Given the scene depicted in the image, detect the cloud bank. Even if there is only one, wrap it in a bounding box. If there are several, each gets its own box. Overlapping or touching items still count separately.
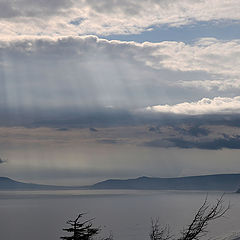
[144,135,240,150]
[0,0,240,36]
[0,36,240,116]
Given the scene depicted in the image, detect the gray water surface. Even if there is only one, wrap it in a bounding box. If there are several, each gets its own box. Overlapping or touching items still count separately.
[0,190,240,240]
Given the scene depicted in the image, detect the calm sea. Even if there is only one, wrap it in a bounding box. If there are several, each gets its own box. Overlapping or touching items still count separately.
[0,190,240,240]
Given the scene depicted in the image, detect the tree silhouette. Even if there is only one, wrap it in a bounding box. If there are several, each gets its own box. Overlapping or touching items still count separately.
[61,196,228,240]
[179,195,229,240]
[149,195,229,240]
[150,219,171,240]
[61,213,100,240]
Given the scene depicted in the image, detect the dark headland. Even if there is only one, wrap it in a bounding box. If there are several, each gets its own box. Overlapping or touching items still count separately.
[0,177,85,190]
[91,174,240,191]
[2,174,240,191]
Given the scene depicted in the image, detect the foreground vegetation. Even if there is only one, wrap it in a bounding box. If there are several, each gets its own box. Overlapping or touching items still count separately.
[61,196,229,240]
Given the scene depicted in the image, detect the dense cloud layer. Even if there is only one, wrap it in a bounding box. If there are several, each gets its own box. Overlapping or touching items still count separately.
[0,36,240,117]
[0,0,240,36]
[144,135,240,150]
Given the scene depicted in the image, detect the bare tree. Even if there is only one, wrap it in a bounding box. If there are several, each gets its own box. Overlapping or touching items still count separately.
[150,218,171,240]
[149,195,229,240]
[179,195,229,240]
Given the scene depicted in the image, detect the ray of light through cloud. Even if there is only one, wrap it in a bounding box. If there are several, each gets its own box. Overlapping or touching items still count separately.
[0,0,240,184]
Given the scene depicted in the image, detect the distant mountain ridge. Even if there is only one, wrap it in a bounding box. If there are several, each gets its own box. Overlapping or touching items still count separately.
[0,177,83,190]
[2,174,240,191]
[91,174,240,191]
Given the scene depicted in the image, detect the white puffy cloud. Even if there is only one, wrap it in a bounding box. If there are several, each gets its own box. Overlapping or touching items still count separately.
[155,38,240,77]
[0,0,240,36]
[147,96,240,115]
[8,36,238,79]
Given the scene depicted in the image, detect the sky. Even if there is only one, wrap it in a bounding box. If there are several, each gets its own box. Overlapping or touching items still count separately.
[0,0,240,185]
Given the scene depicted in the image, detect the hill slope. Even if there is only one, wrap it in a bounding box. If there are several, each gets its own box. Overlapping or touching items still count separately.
[91,174,240,191]
[0,177,79,190]
[2,174,240,191]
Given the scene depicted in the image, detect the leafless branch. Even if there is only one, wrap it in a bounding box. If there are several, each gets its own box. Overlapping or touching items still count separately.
[178,195,229,240]
[150,218,172,240]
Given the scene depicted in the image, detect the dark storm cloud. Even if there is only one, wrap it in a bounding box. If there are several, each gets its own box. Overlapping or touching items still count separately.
[144,135,240,150]
[148,113,240,128]
[173,126,210,137]
[170,135,240,150]
[148,124,210,136]
[3,106,240,129]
